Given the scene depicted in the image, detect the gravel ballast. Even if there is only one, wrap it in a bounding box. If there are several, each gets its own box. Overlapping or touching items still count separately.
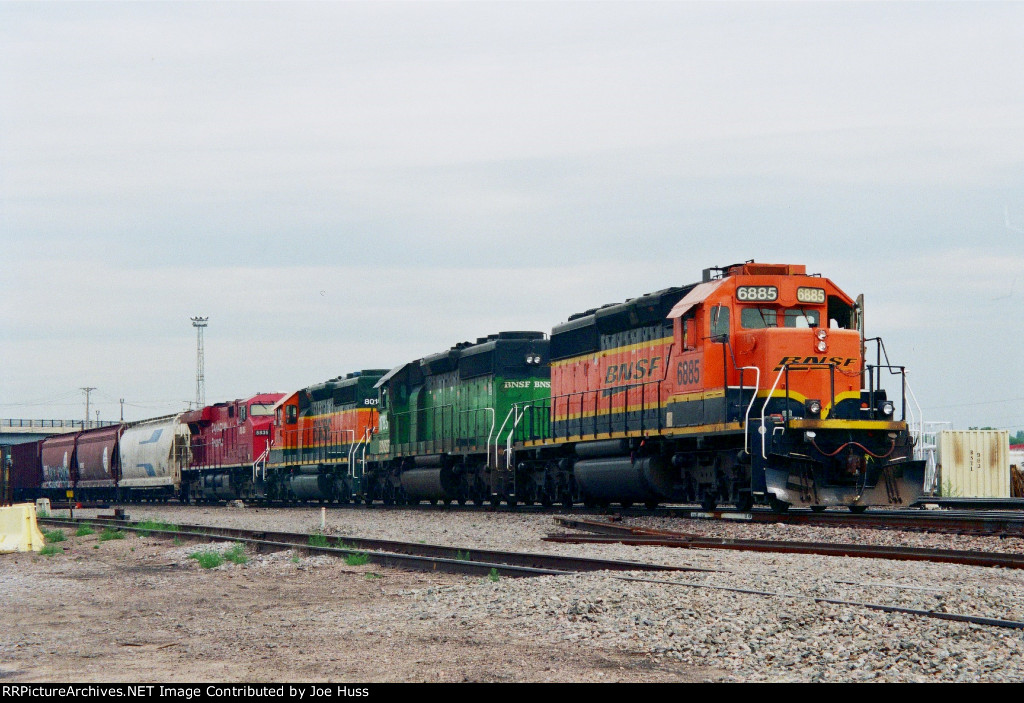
[16,504,1024,682]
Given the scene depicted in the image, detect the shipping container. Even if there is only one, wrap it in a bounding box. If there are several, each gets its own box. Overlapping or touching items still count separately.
[938,430,1010,498]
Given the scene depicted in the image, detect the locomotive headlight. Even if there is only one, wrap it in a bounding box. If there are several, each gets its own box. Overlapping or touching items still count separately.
[816,340,827,352]
[880,401,894,416]
[806,399,822,418]
[816,328,827,341]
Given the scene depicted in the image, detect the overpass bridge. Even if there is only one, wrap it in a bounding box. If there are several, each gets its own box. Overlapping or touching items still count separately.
[1,419,120,447]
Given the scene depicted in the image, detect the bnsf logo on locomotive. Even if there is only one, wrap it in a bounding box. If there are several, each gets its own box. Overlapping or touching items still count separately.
[604,357,661,384]
[502,380,551,389]
[773,356,858,371]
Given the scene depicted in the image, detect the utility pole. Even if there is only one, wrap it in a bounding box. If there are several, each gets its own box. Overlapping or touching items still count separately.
[81,387,96,428]
[191,316,208,408]
[119,398,125,422]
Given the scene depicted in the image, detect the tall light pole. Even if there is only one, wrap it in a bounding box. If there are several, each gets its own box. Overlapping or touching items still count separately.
[81,387,96,428]
[191,316,208,408]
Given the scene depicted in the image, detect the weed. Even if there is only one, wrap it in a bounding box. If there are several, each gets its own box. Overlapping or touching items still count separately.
[42,529,66,543]
[224,543,248,565]
[75,525,95,537]
[173,536,183,546]
[290,554,301,564]
[189,550,224,569]
[455,550,471,561]
[37,510,50,519]
[308,533,329,548]
[137,520,178,537]
[364,572,381,580]
[344,551,370,566]
[92,545,99,550]
[488,568,500,583]
[99,528,125,542]
[941,479,962,498]
[39,544,64,557]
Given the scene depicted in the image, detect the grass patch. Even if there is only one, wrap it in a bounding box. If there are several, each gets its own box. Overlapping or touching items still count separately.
[75,525,96,537]
[290,554,301,564]
[137,520,178,537]
[308,533,329,548]
[488,568,500,583]
[37,510,50,519]
[344,551,370,566]
[98,528,125,542]
[189,550,224,569]
[42,529,66,543]
[224,543,248,565]
[364,572,381,580]
[39,544,64,556]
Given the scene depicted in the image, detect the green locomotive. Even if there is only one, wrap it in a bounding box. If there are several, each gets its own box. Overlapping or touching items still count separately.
[363,331,550,504]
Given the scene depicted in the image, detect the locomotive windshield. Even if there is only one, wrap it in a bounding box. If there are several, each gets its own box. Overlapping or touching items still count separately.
[783,308,820,328]
[740,307,778,328]
[250,404,276,416]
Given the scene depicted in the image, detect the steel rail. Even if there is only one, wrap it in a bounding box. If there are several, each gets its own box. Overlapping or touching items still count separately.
[550,517,1024,570]
[659,506,1024,537]
[614,576,1024,631]
[39,517,712,577]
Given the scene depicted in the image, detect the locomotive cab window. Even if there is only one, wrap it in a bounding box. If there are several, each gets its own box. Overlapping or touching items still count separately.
[740,307,778,329]
[783,308,820,328]
[710,305,730,340]
[682,311,697,350]
[827,296,854,329]
[286,405,297,424]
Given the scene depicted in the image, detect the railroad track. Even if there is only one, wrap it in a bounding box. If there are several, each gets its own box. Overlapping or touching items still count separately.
[52,499,1024,538]
[38,516,715,579]
[658,506,1024,537]
[38,516,1024,633]
[549,517,1024,570]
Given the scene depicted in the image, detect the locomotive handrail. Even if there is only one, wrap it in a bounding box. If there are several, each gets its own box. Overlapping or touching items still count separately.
[493,407,516,470]
[761,366,788,459]
[741,366,761,455]
[348,428,371,479]
[252,443,271,484]
[505,404,532,468]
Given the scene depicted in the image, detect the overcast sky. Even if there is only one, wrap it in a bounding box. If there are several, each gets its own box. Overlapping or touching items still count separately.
[1,1,1022,433]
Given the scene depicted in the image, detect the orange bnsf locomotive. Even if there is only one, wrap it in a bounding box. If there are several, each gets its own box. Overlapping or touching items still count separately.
[501,261,924,513]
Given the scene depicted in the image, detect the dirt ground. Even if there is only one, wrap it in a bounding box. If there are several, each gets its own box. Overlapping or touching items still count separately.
[0,528,713,683]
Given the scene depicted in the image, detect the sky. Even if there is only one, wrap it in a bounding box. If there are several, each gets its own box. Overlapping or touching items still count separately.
[1,1,1022,434]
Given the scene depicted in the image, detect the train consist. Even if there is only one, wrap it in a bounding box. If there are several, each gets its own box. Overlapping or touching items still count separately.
[8,261,925,512]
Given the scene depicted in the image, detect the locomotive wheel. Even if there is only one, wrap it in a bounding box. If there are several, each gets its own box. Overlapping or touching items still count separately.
[734,494,754,512]
[768,496,790,513]
[644,500,659,511]
[700,496,718,512]
[848,505,868,514]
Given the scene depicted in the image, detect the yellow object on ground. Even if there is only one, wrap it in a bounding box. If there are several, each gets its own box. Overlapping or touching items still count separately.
[0,503,47,553]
